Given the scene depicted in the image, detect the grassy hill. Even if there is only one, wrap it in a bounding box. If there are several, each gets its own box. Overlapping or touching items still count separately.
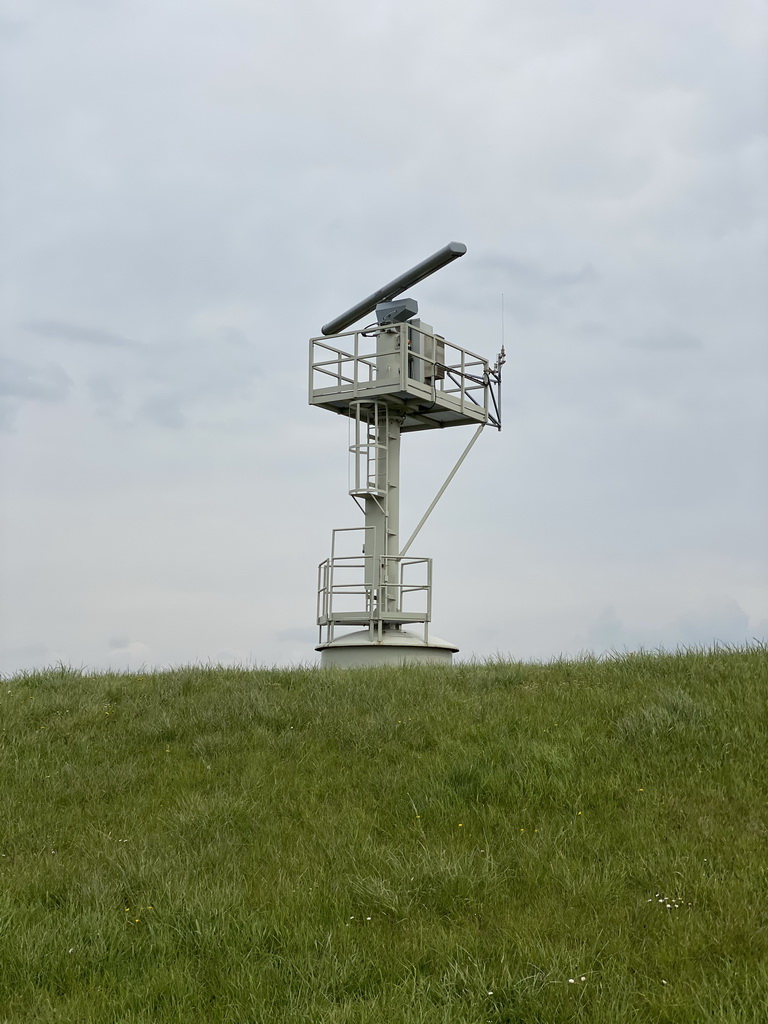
[1,646,766,1022]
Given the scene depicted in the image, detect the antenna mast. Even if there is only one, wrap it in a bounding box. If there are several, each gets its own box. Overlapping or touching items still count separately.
[309,242,503,668]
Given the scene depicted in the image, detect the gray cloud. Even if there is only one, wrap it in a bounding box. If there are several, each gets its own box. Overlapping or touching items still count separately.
[0,642,52,662]
[0,355,73,401]
[104,638,151,663]
[212,648,250,666]
[21,319,141,348]
[474,256,601,290]
[584,598,764,654]
[0,355,73,429]
[15,322,267,429]
[138,393,186,429]
[116,333,267,428]
[627,330,704,353]
[274,627,318,645]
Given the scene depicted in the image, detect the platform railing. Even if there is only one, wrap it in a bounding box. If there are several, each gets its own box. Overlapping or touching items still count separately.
[317,541,432,645]
[309,324,491,418]
[309,331,387,393]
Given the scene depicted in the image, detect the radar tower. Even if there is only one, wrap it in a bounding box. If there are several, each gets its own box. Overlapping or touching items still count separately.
[309,242,504,667]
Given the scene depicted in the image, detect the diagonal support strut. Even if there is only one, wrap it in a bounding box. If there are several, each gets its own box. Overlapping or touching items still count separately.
[399,424,486,557]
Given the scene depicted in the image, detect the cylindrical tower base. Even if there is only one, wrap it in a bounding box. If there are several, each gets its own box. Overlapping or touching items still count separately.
[317,628,458,669]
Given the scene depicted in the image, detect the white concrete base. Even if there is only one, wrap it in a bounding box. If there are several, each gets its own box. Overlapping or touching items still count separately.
[317,628,458,669]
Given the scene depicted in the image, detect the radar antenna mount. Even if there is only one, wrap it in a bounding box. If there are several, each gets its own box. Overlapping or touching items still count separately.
[309,242,503,668]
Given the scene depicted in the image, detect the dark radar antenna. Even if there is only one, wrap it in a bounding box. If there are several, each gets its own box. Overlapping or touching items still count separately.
[321,241,468,336]
[309,242,504,668]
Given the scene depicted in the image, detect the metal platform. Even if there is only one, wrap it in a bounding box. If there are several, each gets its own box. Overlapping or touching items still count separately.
[316,529,433,646]
[309,322,500,432]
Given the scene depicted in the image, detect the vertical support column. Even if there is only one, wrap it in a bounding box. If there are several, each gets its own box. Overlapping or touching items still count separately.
[362,404,385,607]
[383,412,400,617]
[359,326,402,627]
[360,403,401,623]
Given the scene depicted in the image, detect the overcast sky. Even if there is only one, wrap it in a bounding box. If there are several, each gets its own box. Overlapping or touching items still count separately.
[1,0,766,674]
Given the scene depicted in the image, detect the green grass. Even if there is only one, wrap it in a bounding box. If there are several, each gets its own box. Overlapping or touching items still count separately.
[1,646,767,1022]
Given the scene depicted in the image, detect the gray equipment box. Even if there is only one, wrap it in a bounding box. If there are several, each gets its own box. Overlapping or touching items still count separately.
[407,319,446,385]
